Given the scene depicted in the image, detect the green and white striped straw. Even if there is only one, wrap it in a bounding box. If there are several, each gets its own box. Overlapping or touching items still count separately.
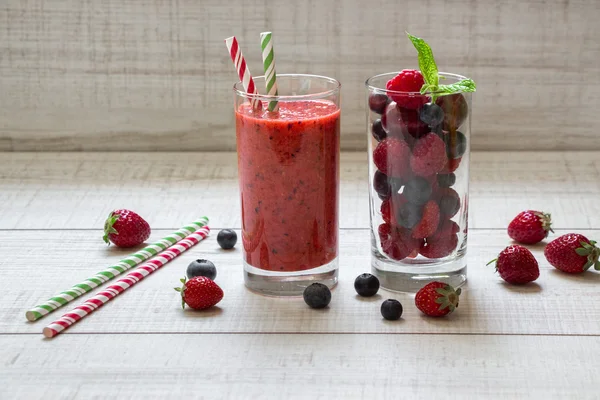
[260,31,279,112]
[25,216,209,322]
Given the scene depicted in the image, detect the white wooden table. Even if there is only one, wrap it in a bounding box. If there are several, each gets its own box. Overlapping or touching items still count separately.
[1,152,599,399]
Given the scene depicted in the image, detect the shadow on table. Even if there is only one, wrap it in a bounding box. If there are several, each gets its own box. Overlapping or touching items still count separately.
[182,306,224,318]
[497,281,543,293]
[549,269,600,284]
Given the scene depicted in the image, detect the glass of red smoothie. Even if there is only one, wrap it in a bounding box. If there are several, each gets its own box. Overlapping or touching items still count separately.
[233,74,341,296]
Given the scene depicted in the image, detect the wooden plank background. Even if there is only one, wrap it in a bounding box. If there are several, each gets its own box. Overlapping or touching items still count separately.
[1,0,599,151]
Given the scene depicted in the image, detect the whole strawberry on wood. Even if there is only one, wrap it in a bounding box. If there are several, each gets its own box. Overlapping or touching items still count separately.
[175,276,223,310]
[415,281,461,317]
[507,210,553,244]
[544,233,600,274]
[103,209,151,248]
[487,245,540,284]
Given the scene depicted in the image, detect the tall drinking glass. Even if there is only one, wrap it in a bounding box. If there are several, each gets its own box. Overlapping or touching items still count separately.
[234,74,341,296]
[365,72,471,292]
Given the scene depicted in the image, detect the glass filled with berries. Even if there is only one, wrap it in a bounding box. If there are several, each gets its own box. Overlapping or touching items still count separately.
[365,33,476,292]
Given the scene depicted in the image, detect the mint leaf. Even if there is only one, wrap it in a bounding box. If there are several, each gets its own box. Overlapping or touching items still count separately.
[407,32,438,88]
[436,79,477,96]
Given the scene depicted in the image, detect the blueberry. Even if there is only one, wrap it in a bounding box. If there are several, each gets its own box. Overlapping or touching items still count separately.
[373,170,391,200]
[354,273,380,297]
[368,93,390,114]
[389,177,404,195]
[445,130,467,159]
[419,103,444,127]
[381,299,403,320]
[403,177,432,205]
[186,259,217,280]
[396,203,423,229]
[437,173,456,188]
[217,229,237,249]
[371,119,387,142]
[439,193,460,217]
[303,283,332,309]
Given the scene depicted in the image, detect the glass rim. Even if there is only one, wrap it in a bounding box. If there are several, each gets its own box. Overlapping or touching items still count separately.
[233,73,341,101]
[365,71,468,95]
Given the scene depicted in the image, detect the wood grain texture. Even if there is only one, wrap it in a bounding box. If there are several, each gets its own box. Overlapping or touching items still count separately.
[1,152,599,230]
[1,333,599,399]
[1,0,599,151]
[4,229,600,335]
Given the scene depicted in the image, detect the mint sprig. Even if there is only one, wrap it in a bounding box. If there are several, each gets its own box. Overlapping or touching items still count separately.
[406,32,476,102]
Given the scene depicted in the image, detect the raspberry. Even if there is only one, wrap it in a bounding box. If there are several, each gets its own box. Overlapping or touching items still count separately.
[386,70,428,109]
[381,103,428,144]
[412,200,440,239]
[373,138,410,178]
[378,223,392,241]
[440,157,461,174]
[381,199,392,224]
[410,133,448,176]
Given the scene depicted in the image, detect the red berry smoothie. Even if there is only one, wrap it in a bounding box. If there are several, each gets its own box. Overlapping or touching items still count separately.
[236,100,340,272]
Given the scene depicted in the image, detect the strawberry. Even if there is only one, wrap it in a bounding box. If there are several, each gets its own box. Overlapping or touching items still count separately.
[507,210,553,244]
[380,224,419,261]
[174,276,223,310]
[420,234,458,258]
[410,133,448,176]
[487,245,540,284]
[415,281,461,317]
[411,200,440,239]
[544,233,600,274]
[103,209,151,248]
[373,138,411,178]
[420,219,459,258]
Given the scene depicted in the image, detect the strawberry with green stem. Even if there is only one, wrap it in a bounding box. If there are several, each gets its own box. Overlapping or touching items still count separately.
[103,209,151,248]
[544,233,600,274]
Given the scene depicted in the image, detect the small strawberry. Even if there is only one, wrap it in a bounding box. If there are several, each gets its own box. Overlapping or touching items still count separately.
[420,234,458,258]
[410,133,448,176]
[380,224,419,261]
[103,209,151,248]
[507,210,553,245]
[411,200,440,239]
[174,276,223,310]
[544,233,600,274]
[487,245,540,284]
[415,281,461,317]
[420,219,460,258]
[373,138,411,178]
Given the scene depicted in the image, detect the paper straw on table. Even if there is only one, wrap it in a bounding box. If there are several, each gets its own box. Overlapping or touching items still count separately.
[26,216,209,322]
[260,31,279,112]
[225,36,263,111]
[43,226,210,338]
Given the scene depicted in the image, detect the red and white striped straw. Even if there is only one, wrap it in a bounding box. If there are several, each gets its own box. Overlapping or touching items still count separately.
[43,227,210,338]
[225,36,262,111]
